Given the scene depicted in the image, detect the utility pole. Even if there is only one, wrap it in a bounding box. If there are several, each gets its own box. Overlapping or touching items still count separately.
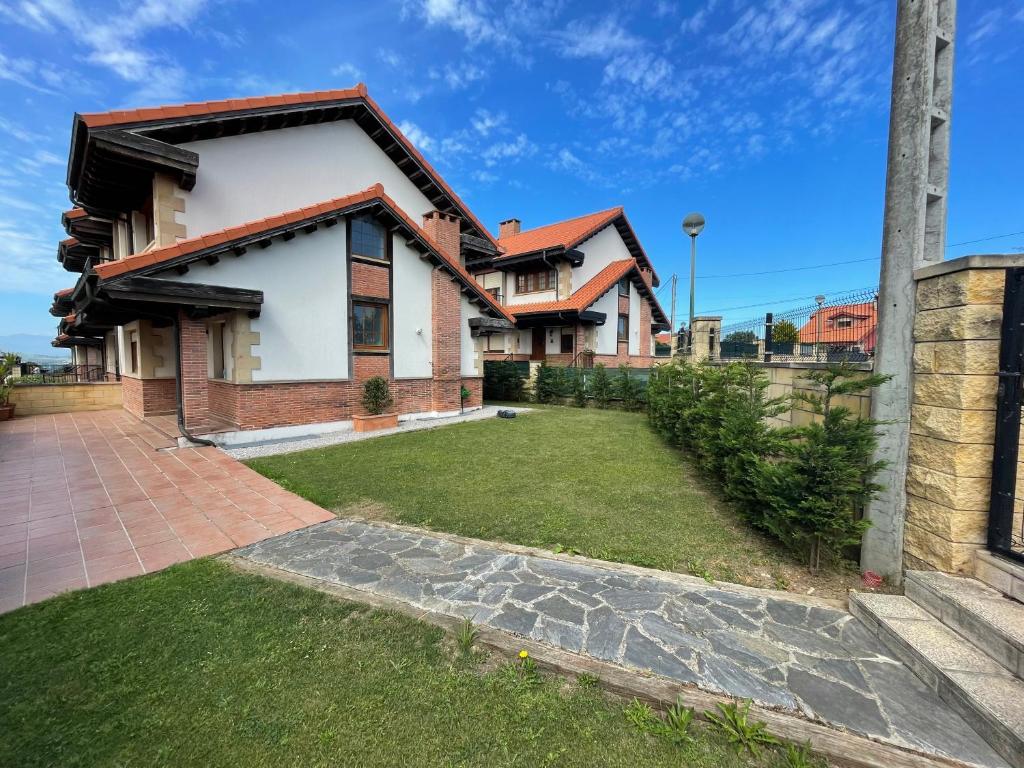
[669,274,678,356]
[861,0,956,584]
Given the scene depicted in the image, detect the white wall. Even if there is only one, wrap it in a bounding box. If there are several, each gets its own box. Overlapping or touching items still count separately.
[506,285,556,306]
[179,121,437,239]
[629,284,641,356]
[572,224,632,288]
[162,226,349,381]
[392,234,433,378]
[592,288,619,355]
[460,294,484,376]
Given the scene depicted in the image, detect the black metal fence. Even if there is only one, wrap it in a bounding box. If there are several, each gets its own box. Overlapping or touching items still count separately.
[16,364,115,384]
[988,268,1024,563]
[718,287,879,363]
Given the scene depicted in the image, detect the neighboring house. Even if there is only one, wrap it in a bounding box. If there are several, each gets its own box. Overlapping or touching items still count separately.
[796,301,878,355]
[467,209,669,366]
[49,85,667,440]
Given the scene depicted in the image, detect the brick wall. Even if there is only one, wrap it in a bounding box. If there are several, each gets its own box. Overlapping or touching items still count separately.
[178,311,209,430]
[122,376,176,418]
[422,211,461,265]
[208,379,239,423]
[9,382,123,415]
[351,262,390,298]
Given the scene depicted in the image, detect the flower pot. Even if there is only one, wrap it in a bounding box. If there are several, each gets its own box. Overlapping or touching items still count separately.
[0,403,14,421]
[352,412,398,433]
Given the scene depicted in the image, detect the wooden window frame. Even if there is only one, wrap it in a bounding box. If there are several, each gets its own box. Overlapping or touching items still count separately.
[352,300,390,352]
[350,215,388,263]
[617,314,629,342]
[515,268,557,295]
[618,277,630,296]
[560,332,574,354]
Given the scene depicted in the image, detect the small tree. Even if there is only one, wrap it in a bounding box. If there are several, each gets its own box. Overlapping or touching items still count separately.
[0,352,18,406]
[772,319,799,344]
[615,365,643,411]
[361,376,393,415]
[723,330,756,344]
[572,369,587,407]
[535,362,560,403]
[591,363,612,408]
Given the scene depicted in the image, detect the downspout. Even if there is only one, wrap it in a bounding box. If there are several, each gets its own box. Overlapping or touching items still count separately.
[170,312,215,447]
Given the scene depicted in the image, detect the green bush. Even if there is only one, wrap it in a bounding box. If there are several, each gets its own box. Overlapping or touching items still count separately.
[647,360,889,570]
[572,368,587,407]
[614,365,643,411]
[590,364,612,408]
[361,376,393,415]
[483,361,526,401]
[772,319,799,344]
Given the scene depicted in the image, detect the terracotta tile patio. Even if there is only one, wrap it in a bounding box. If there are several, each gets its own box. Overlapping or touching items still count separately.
[0,409,334,614]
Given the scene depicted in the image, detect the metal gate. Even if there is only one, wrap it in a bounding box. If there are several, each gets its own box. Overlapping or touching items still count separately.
[988,268,1024,562]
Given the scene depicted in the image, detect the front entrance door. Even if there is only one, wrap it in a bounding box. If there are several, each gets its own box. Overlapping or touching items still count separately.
[531,328,546,360]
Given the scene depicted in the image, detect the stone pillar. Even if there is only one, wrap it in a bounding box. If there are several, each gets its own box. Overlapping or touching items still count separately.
[688,316,722,363]
[178,310,209,430]
[905,262,1003,573]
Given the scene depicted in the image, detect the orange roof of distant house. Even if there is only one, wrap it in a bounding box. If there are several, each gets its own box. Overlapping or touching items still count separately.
[92,184,513,323]
[797,302,878,347]
[497,208,622,258]
[75,84,497,250]
[507,260,671,329]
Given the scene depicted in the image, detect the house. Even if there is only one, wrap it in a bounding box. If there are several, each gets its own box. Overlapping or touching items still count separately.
[796,301,878,355]
[49,85,667,441]
[466,209,669,366]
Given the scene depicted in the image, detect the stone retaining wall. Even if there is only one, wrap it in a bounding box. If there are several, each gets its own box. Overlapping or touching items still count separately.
[760,363,873,429]
[8,382,123,416]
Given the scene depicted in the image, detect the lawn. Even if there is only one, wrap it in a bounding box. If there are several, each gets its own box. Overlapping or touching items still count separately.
[247,407,828,593]
[0,559,793,767]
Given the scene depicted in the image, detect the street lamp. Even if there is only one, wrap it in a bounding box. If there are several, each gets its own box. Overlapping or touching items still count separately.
[682,212,705,354]
[814,294,826,362]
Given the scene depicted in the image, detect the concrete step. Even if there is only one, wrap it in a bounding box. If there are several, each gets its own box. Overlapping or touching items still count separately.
[850,592,1024,768]
[975,550,1024,602]
[906,570,1024,679]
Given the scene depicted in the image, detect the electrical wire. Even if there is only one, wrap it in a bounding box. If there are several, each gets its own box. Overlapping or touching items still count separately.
[696,286,878,315]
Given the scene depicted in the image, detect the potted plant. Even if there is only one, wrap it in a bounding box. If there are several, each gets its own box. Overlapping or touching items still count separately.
[0,352,18,421]
[353,376,398,432]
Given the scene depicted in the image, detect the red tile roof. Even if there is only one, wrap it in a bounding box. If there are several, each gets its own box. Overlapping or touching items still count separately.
[54,287,73,297]
[75,84,497,249]
[497,207,622,258]
[796,302,877,348]
[508,259,635,315]
[63,207,86,220]
[92,184,513,323]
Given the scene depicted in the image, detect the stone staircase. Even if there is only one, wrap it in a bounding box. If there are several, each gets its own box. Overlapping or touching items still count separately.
[851,566,1024,768]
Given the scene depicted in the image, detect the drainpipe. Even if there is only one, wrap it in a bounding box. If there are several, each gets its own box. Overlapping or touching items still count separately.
[170,312,215,447]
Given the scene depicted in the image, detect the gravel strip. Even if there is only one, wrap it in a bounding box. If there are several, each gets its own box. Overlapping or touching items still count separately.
[224,405,533,460]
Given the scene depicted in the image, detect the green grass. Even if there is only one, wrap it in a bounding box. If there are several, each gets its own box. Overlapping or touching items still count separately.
[246,407,799,587]
[0,559,792,767]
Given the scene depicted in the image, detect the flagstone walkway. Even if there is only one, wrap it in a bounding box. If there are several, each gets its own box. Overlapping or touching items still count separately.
[238,518,1008,767]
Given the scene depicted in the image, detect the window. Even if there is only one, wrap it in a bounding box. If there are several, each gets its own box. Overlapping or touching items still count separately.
[128,331,139,374]
[618,277,630,296]
[485,286,502,303]
[351,216,386,261]
[515,269,557,294]
[209,323,226,380]
[486,334,505,353]
[560,332,574,354]
[617,314,629,342]
[353,301,389,350]
[835,317,853,328]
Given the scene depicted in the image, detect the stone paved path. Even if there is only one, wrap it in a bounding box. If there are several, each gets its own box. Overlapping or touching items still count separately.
[237,519,1007,767]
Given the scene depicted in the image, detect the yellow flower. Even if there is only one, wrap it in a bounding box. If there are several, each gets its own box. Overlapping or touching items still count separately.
[519,650,529,659]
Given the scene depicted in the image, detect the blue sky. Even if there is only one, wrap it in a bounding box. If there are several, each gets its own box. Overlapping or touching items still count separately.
[0,0,1021,339]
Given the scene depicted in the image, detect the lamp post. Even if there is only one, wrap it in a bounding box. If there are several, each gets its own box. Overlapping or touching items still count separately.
[814,294,826,362]
[682,212,705,354]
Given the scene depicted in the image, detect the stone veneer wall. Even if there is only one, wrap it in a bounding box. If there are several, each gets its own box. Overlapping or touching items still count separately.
[9,382,122,415]
[904,266,1004,573]
[760,363,874,430]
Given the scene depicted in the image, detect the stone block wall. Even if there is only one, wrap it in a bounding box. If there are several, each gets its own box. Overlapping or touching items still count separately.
[9,382,123,415]
[904,266,1004,573]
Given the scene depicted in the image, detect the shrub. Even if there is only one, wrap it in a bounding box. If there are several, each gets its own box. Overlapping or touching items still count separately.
[772,319,799,344]
[646,359,889,571]
[614,365,643,411]
[591,364,612,408]
[0,352,18,405]
[361,376,393,415]
[483,361,526,401]
[572,368,587,407]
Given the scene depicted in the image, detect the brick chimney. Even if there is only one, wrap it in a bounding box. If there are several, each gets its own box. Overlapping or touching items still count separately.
[422,211,462,265]
[499,218,521,239]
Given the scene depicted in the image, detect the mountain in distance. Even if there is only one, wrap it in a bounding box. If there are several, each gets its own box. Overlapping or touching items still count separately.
[0,333,71,362]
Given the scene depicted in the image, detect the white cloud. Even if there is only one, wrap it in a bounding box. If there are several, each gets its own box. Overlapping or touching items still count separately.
[482,134,535,167]
[471,109,505,136]
[397,120,435,153]
[557,15,643,58]
[603,52,674,94]
[442,62,486,89]
[680,0,717,34]
[379,49,403,67]
[0,117,39,143]
[968,9,1003,44]
[331,62,363,82]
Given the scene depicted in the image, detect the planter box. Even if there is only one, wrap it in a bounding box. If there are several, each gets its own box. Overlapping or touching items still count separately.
[352,412,398,433]
[0,403,14,421]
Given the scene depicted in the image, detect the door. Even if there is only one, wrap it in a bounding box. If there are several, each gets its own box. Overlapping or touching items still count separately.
[531,328,545,360]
